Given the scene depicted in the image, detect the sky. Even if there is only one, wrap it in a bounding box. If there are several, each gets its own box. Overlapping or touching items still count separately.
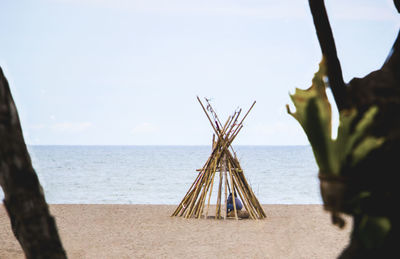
[0,0,398,145]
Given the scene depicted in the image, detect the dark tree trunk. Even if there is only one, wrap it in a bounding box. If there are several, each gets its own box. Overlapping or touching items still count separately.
[309,1,400,258]
[308,0,349,111]
[338,30,400,259]
[0,67,67,258]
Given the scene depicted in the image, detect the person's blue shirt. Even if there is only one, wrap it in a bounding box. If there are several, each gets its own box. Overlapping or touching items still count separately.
[227,193,243,212]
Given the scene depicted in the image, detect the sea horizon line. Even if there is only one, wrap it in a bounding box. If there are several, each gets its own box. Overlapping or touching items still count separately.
[26,144,311,147]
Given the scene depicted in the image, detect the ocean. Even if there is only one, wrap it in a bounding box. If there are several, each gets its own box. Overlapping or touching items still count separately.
[0,145,321,204]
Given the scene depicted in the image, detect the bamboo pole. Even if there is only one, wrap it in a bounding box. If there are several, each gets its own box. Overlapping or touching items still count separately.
[212,134,215,150]
[188,161,216,219]
[222,155,228,220]
[228,161,238,220]
[227,155,260,219]
[222,110,238,135]
[215,132,264,218]
[226,175,231,194]
[215,170,222,219]
[223,101,256,150]
[235,180,258,219]
[231,156,266,218]
[172,148,216,216]
[191,141,227,219]
[197,174,212,218]
[205,164,217,218]
[229,163,261,219]
[196,160,217,218]
[227,109,242,139]
[173,98,265,220]
[177,134,226,218]
[228,125,243,145]
[231,173,257,220]
[238,174,265,218]
[198,96,237,145]
[197,96,219,134]
[199,162,217,213]
[204,97,223,129]
[184,170,208,218]
[195,173,210,218]
[174,183,197,216]
[235,176,258,219]
[175,167,207,217]
[237,101,256,127]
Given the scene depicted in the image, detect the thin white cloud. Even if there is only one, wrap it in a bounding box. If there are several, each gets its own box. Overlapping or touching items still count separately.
[251,121,293,136]
[242,119,308,144]
[30,124,47,130]
[51,122,93,133]
[132,122,158,134]
[50,0,308,19]
[29,121,93,133]
[50,0,398,21]
[329,1,398,22]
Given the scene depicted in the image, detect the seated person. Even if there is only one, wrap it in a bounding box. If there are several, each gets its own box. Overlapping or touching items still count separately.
[227,192,243,212]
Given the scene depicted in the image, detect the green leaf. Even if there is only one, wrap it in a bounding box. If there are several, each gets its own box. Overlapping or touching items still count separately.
[352,136,385,166]
[287,58,333,173]
[351,106,379,145]
[303,98,332,173]
[334,109,357,168]
[287,58,384,176]
[358,216,391,249]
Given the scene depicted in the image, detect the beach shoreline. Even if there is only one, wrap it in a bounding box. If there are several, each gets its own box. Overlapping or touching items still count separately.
[1,204,351,258]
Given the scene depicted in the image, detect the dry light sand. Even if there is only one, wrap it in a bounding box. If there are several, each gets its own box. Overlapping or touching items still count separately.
[0,204,351,259]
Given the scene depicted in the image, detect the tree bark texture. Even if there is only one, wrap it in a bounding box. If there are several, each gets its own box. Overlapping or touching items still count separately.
[0,67,67,259]
[309,1,400,258]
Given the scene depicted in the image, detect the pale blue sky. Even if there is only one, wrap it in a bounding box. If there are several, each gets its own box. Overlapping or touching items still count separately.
[0,0,398,145]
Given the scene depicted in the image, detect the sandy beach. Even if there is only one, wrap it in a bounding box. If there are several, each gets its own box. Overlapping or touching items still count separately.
[1,204,351,258]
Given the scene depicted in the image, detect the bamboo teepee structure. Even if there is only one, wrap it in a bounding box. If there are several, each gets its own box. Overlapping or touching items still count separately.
[172,97,266,220]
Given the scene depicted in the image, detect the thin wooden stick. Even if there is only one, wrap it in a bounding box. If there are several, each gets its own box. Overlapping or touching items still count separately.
[234,173,258,219]
[228,109,242,155]
[228,154,261,218]
[198,96,237,142]
[308,0,348,111]
[237,101,256,127]
[197,160,217,218]
[176,133,230,217]
[205,163,217,218]
[232,156,266,218]
[223,155,228,220]
[172,148,217,216]
[184,171,208,218]
[197,96,219,134]
[212,134,216,150]
[204,97,223,130]
[174,166,208,216]
[215,170,223,219]
[190,159,218,218]
[231,173,256,220]
[228,161,238,220]
[227,125,243,147]
[228,154,265,218]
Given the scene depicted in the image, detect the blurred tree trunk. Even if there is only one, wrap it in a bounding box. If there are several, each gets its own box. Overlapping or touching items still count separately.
[339,30,400,259]
[0,67,67,259]
[309,0,400,258]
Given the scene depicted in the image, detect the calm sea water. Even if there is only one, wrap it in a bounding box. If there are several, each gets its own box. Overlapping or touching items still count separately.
[0,146,322,204]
